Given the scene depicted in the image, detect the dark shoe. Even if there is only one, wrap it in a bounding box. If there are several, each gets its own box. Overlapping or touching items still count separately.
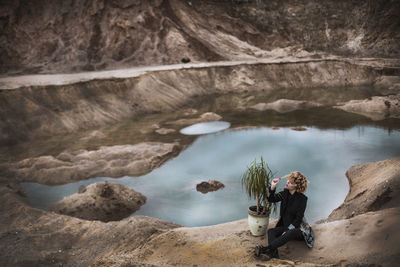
[254,245,267,257]
[254,253,271,261]
[271,248,279,259]
[254,246,275,261]
[263,247,274,258]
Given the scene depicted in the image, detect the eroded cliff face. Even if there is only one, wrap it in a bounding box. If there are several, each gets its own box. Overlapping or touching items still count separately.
[1,0,399,75]
[0,60,378,145]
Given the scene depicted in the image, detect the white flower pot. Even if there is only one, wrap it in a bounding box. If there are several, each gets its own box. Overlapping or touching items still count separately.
[248,206,270,236]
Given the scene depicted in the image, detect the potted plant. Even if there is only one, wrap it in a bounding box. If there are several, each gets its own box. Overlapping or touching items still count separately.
[241,157,276,236]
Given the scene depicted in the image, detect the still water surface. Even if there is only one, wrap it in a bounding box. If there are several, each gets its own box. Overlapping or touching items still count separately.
[22,126,400,226]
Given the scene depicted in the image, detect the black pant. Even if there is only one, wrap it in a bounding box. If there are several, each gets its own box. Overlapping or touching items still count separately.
[267,226,303,250]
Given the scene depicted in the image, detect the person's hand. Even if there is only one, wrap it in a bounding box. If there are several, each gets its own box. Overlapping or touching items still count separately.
[271,177,280,190]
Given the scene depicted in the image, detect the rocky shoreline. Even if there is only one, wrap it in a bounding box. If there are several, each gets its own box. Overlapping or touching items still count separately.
[0,57,393,146]
[1,157,399,266]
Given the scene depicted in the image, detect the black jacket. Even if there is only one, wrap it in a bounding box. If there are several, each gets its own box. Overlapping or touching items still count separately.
[267,188,307,230]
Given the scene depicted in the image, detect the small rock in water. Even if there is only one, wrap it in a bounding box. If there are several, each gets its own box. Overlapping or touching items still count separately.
[196,180,225,194]
[291,127,307,131]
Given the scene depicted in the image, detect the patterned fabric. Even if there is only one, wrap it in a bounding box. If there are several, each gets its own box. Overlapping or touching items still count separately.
[299,217,314,248]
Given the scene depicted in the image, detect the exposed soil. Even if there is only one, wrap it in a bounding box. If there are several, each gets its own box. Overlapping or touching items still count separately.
[1,0,400,266]
[1,0,399,75]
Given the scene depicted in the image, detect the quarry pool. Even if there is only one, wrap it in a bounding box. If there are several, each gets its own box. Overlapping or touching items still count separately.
[22,125,400,227]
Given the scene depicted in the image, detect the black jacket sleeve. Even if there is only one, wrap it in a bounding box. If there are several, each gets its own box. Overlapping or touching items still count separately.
[292,195,307,228]
[267,187,285,203]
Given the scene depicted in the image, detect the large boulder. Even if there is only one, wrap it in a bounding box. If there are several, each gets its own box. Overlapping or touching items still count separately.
[51,181,146,222]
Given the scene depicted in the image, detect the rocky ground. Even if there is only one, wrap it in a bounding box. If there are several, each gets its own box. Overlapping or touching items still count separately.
[1,158,399,266]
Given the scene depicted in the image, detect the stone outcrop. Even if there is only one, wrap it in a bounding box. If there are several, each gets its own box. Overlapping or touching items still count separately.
[334,94,400,120]
[51,181,146,222]
[196,180,225,194]
[4,142,181,184]
[327,157,400,222]
[250,99,322,113]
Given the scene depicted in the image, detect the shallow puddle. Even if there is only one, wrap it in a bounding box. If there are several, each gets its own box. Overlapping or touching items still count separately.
[21,125,400,226]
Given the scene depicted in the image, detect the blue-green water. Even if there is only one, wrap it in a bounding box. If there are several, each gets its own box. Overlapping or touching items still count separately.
[22,126,400,226]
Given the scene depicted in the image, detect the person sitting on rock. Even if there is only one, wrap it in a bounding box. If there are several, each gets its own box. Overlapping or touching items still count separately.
[254,171,310,260]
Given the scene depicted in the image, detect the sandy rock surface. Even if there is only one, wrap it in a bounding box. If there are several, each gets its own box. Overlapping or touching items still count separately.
[3,142,181,184]
[155,128,176,135]
[335,94,400,120]
[80,130,106,141]
[0,183,179,267]
[374,76,400,93]
[167,112,222,126]
[250,99,322,113]
[327,157,400,221]
[51,181,146,222]
[92,208,400,267]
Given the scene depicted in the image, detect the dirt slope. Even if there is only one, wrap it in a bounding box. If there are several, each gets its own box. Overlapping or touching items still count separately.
[1,0,399,75]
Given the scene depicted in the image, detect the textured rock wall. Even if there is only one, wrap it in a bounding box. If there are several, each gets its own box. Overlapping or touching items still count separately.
[0,60,377,145]
[0,0,223,75]
[1,0,399,75]
[195,0,400,56]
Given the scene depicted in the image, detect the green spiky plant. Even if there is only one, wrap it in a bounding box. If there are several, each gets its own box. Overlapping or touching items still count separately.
[241,157,277,215]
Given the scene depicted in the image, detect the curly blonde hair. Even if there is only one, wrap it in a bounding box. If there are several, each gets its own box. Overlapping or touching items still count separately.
[285,171,309,193]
